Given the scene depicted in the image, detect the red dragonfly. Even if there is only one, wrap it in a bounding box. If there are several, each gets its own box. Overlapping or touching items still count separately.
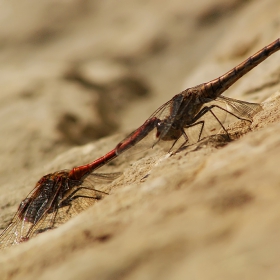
[0,150,122,249]
[0,131,144,250]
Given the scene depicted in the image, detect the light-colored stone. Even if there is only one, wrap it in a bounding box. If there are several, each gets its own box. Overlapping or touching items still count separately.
[0,0,280,279]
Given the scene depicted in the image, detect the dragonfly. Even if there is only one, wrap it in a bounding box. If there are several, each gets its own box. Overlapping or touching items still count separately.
[115,38,280,153]
[0,157,121,249]
[0,128,148,249]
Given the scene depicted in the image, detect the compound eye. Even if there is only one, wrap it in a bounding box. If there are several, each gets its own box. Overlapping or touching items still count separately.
[156,121,163,135]
[156,120,165,129]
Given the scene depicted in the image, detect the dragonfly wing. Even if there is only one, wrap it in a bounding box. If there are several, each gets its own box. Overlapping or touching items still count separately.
[87,172,122,183]
[0,212,36,249]
[27,209,62,237]
[184,96,261,143]
[216,96,262,119]
[153,94,185,144]
[0,171,118,249]
[38,174,114,229]
[59,170,121,218]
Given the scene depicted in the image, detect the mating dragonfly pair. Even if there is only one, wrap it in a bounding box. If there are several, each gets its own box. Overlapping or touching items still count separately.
[0,38,279,249]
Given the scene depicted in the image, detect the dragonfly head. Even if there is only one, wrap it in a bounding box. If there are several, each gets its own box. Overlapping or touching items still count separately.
[156,119,183,141]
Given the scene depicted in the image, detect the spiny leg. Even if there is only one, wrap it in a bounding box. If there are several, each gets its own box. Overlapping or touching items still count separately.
[60,186,109,210]
[174,121,205,152]
[190,104,254,140]
[208,108,230,140]
[169,120,206,153]
[168,128,188,153]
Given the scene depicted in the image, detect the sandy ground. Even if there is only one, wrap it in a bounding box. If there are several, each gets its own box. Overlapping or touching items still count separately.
[0,0,280,279]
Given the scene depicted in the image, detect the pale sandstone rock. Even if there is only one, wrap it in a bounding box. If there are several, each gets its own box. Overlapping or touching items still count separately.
[0,0,280,280]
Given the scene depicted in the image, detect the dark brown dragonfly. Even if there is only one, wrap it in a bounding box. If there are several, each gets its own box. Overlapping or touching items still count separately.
[115,38,280,153]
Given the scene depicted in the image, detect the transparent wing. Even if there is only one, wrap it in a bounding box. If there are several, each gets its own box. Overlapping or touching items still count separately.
[0,183,46,249]
[0,215,30,249]
[216,96,262,119]
[87,172,122,182]
[183,96,261,145]
[0,171,120,249]
[115,95,185,158]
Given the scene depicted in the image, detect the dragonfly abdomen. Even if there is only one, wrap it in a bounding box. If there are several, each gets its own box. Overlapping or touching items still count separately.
[202,38,280,98]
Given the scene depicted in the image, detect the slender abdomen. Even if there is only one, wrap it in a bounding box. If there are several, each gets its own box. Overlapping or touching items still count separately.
[202,38,280,98]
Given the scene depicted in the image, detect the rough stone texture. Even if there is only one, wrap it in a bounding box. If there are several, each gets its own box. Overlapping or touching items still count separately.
[0,0,280,279]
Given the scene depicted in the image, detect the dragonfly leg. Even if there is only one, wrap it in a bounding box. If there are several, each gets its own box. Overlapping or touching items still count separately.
[167,128,188,152]
[185,120,205,142]
[207,108,230,139]
[207,104,253,123]
[172,121,205,152]
[64,194,104,215]
[190,104,253,140]
[59,186,108,208]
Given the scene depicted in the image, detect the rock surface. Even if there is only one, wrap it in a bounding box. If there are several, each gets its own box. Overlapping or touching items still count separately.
[0,0,280,279]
